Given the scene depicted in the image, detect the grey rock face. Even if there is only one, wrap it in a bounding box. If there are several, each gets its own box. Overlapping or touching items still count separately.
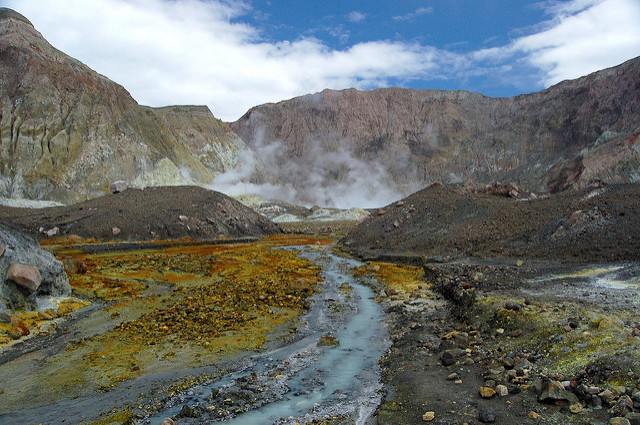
[0,223,70,311]
[0,8,256,204]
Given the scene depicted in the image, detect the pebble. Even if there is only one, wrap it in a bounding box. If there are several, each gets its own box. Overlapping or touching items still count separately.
[440,351,456,366]
[422,411,435,421]
[600,389,618,406]
[496,385,508,396]
[478,409,496,423]
[479,387,496,399]
[570,402,583,414]
[528,411,541,419]
[447,372,459,381]
[610,418,631,425]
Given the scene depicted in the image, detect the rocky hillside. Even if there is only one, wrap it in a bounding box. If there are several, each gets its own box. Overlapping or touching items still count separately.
[0,186,280,241]
[231,57,640,195]
[340,183,640,264]
[0,8,254,204]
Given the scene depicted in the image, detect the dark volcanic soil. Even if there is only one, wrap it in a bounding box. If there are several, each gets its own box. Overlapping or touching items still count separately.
[341,183,640,264]
[0,186,280,241]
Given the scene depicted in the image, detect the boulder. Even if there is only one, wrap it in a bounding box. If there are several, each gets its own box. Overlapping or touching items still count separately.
[110,180,128,194]
[0,224,70,310]
[7,263,41,293]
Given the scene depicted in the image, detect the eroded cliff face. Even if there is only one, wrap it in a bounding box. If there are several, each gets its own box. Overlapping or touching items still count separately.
[0,8,251,203]
[231,58,640,194]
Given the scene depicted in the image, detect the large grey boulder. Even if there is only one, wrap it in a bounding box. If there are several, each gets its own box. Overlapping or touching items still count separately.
[0,224,70,311]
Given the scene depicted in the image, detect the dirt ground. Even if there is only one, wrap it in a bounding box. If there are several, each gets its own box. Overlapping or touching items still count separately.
[341,183,640,425]
[2,183,640,424]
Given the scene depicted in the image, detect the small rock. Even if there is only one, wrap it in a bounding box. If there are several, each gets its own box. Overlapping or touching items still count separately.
[440,351,456,366]
[625,412,640,425]
[610,418,631,425]
[528,411,541,419]
[317,334,339,347]
[112,227,121,235]
[478,409,496,423]
[178,215,189,223]
[7,262,42,294]
[479,387,496,399]
[495,328,504,335]
[516,259,524,267]
[600,389,618,406]
[110,180,128,194]
[538,379,578,404]
[64,259,88,274]
[496,385,508,396]
[447,372,460,381]
[422,411,435,421]
[611,395,634,416]
[160,419,175,425]
[614,386,627,395]
[393,220,400,228]
[570,402,583,414]
[587,386,602,395]
[45,227,59,237]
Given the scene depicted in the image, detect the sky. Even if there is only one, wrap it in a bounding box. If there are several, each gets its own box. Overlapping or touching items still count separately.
[6,0,640,122]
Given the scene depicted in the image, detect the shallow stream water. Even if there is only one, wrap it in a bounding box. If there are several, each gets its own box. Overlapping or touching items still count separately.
[146,245,389,424]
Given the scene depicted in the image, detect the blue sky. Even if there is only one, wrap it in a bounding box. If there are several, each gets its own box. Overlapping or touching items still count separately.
[7,0,640,121]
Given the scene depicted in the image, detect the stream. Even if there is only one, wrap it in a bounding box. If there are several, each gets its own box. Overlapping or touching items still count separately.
[146,244,390,424]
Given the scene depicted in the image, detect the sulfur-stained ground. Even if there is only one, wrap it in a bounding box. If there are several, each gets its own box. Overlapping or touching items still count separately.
[0,236,332,423]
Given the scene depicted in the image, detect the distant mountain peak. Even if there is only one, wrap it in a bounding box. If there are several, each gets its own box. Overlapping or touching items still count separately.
[0,8,34,27]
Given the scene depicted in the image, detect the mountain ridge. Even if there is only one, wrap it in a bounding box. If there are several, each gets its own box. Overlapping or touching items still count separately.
[231,56,640,199]
[0,8,256,204]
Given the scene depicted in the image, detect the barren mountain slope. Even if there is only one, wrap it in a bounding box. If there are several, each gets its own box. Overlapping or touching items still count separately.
[231,57,640,194]
[0,8,254,203]
[0,185,280,241]
[340,183,640,264]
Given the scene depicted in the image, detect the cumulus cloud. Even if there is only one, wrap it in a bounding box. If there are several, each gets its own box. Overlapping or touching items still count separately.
[5,0,640,123]
[5,0,454,121]
[513,0,640,85]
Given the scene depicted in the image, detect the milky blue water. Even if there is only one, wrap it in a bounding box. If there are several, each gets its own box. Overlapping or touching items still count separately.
[148,245,389,424]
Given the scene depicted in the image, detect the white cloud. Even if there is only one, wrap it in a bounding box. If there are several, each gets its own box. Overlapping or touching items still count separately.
[4,0,640,123]
[392,7,434,21]
[6,0,455,121]
[513,0,640,85]
[347,11,367,23]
